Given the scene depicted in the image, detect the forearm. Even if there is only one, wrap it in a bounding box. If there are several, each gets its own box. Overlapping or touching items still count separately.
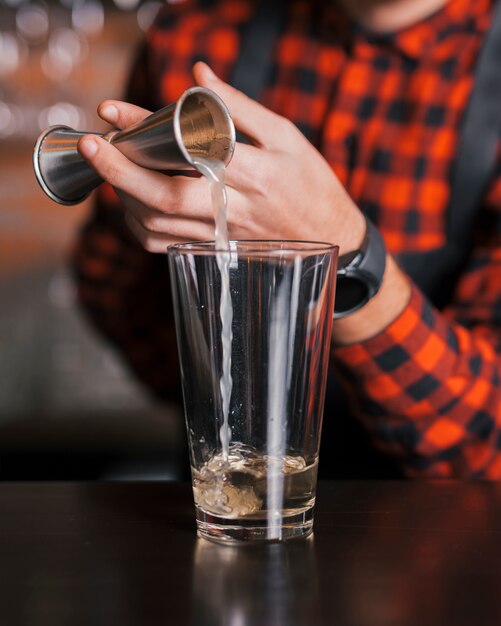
[332,282,501,479]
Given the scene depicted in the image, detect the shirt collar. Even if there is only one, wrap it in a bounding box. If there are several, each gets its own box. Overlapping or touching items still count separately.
[325,0,492,61]
[392,0,491,60]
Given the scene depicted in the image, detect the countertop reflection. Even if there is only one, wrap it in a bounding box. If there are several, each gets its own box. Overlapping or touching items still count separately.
[191,535,321,626]
[1,481,501,625]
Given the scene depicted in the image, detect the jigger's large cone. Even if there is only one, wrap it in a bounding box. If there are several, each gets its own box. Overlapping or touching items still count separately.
[33,86,236,206]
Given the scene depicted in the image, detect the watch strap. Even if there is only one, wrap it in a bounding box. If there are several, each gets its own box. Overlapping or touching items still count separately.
[334,217,387,319]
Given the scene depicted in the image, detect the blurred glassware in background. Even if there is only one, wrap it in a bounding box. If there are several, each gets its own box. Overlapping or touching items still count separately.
[0,32,27,76]
[113,0,140,11]
[72,0,104,36]
[0,0,168,142]
[0,0,183,477]
[38,102,89,130]
[0,101,24,138]
[41,27,89,80]
[16,3,50,44]
[136,1,161,31]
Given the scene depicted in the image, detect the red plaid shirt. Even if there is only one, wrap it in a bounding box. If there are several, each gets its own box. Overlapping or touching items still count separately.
[73,0,501,478]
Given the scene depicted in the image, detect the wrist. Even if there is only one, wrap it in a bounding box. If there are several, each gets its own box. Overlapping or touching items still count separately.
[338,208,366,256]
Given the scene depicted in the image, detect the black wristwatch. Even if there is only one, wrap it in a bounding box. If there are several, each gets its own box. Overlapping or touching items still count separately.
[334,217,387,319]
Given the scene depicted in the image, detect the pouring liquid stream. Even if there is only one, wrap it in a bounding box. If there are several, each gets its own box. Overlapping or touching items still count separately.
[193,157,233,462]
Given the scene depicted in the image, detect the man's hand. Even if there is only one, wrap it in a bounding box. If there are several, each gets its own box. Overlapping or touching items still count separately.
[77,62,366,255]
[78,62,411,343]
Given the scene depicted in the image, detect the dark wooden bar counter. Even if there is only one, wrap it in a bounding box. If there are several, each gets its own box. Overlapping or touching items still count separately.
[0,480,500,625]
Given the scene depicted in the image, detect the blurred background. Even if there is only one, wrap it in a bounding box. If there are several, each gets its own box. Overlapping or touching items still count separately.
[0,0,184,480]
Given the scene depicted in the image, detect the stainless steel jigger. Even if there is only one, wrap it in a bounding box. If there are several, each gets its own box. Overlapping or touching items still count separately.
[33,86,236,205]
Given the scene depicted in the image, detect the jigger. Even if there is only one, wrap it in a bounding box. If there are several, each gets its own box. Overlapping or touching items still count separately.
[33,86,236,206]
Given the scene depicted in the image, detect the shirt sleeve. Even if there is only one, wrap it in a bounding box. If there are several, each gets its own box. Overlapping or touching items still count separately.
[332,154,501,479]
[71,34,182,403]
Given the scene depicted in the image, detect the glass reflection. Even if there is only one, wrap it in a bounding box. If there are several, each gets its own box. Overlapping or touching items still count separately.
[191,536,322,626]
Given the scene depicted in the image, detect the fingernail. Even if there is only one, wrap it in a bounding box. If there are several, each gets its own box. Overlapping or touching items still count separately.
[101,104,118,123]
[79,137,98,158]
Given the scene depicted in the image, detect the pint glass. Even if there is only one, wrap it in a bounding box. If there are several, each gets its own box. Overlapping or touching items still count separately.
[168,241,338,543]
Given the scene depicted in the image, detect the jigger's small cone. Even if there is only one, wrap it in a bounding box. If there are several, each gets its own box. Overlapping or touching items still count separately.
[33,126,107,205]
[33,86,236,206]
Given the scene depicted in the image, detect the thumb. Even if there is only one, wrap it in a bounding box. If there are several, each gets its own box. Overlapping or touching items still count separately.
[192,62,282,148]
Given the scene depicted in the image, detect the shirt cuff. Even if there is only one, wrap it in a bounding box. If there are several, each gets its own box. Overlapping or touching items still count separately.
[330,281,459,414]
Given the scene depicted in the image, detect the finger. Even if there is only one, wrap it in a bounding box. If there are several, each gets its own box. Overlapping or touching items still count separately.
[77,135,214,217]
[78,134,171,204]
[193,62,294,149]
[123,198,213,231]
[98,100,152,130]
[125,211,214,253]
[118,179,244,226]
[223,141,265,190]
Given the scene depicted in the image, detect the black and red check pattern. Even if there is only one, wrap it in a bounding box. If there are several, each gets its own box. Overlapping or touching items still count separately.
[73,0,501,478]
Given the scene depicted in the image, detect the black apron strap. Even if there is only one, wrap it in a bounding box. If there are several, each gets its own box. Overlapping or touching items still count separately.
[229,0,286,104]
[447,0,501,252]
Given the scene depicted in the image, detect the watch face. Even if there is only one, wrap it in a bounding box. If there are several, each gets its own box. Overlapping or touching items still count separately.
[334,275,369,314]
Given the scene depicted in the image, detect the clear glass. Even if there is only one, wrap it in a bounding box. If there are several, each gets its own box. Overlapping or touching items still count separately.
[168,240,338,543]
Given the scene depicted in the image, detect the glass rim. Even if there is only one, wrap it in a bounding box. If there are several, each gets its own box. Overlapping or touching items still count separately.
[167,239,339,256]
